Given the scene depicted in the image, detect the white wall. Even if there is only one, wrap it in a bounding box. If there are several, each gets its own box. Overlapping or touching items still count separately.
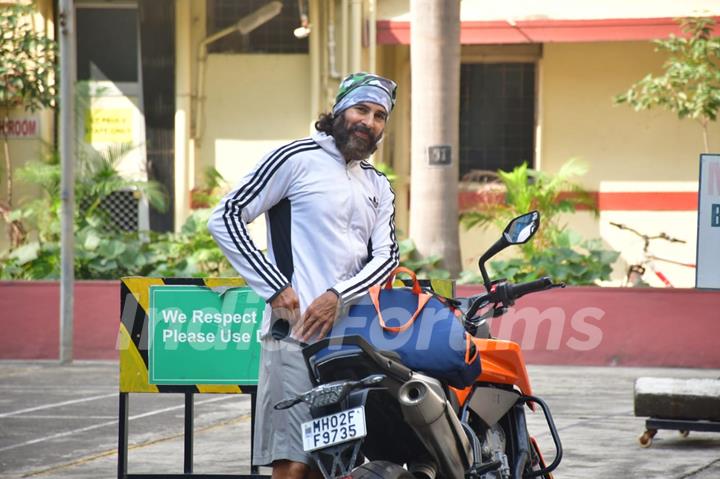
[199,54,312,185]
[377,0,720,21]
[534,41,708,286]
[198,54,311,247]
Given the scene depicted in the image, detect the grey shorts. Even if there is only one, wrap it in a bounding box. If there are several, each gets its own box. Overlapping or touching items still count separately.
[252,338,316,467]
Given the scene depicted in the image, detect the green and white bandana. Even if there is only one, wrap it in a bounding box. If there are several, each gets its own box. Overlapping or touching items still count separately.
[332,72,398,117]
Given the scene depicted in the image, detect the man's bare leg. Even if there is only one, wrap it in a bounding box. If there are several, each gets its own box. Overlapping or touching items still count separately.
[271,460,322,479]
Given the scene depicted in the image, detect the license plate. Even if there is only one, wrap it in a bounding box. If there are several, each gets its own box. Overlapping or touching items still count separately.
[301,406,367,452]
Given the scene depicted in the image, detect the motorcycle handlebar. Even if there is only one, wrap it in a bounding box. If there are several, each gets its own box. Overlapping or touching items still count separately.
[507,277,555,300]
[465,277,560,321]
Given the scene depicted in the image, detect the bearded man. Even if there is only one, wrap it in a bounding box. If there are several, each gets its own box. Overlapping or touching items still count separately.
[208,72,399,479]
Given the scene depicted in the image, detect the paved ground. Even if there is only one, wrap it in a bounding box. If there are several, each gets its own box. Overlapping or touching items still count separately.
[0,361,719,478]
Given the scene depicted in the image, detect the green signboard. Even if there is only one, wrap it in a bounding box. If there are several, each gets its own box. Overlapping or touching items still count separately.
[149,286,265,385]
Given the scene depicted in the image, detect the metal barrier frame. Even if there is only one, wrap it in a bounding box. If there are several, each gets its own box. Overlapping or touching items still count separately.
[117,389,267,479]
[118,277,269,478]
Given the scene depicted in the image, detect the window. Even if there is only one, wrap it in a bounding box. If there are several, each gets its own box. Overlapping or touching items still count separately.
[77,7,138,82]
[139,0,176,232]
[206,0,308,54]
[459,63,536,178]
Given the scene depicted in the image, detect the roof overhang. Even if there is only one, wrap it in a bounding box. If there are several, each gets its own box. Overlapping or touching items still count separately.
[377,16,720,45]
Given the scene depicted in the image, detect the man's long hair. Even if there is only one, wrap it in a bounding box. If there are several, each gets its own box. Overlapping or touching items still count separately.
[314,112,335,135]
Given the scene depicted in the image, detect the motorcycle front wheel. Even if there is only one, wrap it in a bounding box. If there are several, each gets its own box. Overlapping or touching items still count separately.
[350,461,414,479]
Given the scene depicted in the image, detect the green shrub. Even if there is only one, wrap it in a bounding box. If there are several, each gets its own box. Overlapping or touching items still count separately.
[486,234,618,285]
[398,238,450,280]
[459,160,618,285]
[0,136,241,280]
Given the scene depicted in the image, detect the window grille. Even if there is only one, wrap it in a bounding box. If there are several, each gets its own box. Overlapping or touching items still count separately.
[80,190,148,233]
[459,63,536,178]
[102,190,140,232]
[207,0,308,54]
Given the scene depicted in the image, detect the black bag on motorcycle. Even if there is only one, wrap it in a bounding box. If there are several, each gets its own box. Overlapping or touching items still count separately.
[327,267,482,388]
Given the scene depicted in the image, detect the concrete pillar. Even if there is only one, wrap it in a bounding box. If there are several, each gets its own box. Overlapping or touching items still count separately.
[309,0,322,126]
[349,0,363,72]
[174,0,192,231]
[409,0,462,275]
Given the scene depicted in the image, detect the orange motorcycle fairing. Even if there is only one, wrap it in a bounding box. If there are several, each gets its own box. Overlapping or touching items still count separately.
[451,337,533,407]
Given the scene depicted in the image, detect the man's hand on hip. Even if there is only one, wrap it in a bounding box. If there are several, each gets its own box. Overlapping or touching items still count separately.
[298,291,341,342]
[270,286,301,327]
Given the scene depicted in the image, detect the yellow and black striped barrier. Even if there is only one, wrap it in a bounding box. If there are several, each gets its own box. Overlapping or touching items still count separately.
[119,276,253,394]
[118,277,265,479]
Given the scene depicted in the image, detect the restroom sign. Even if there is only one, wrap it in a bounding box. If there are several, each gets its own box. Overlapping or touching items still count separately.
[696,154,720,289]
[0,116,39,139]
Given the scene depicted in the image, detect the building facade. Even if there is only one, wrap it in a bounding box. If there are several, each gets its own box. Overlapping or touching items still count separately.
[4,0,719,286]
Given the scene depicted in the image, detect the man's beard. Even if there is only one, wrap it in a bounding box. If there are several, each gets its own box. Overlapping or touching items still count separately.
[332,114,380,163]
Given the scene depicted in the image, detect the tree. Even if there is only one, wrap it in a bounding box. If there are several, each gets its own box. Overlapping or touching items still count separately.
[615,17,720,153]
[0,3,57,246]
[409,0,462,276]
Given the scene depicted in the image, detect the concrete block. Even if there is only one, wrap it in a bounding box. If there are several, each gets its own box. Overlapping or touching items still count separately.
[634,377,720,421]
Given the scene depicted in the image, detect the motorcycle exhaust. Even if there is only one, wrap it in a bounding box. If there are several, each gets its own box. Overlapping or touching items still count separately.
[398,376,473,479]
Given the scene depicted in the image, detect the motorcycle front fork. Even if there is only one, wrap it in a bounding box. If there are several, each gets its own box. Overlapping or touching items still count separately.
[503,396,562,479]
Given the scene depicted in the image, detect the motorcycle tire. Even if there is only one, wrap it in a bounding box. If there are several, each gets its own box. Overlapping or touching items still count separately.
[350,461,414,479]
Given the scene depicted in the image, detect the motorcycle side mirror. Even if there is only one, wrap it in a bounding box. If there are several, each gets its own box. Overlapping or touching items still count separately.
[477,211,541,289]
[503,211,540,245]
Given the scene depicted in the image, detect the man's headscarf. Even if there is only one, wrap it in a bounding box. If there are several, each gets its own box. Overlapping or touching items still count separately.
[332,72,397,117]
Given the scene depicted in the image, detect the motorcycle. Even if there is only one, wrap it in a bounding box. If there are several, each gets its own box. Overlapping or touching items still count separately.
[275,211,564,479]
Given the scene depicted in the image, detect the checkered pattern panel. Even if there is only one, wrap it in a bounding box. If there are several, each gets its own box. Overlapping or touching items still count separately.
[100,190,139,232]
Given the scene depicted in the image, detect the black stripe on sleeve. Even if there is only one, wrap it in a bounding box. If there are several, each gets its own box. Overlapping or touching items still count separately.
[268,197,294,281]
[234,139,314,206]
[221,141,309,290]
[222,140,320,292]
[229,144,320,288]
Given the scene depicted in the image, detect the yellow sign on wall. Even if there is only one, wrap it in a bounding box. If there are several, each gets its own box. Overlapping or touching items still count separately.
[85,108,133,143]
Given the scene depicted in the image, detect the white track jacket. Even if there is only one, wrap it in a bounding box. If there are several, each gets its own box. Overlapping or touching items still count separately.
[208,131,399,338]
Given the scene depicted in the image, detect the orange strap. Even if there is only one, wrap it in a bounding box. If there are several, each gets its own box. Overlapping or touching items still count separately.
[383,266,422,295]
[368,284,432,333]
[465,334,480,365]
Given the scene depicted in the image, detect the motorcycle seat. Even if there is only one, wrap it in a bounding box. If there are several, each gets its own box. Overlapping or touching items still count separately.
[304,335,413,395]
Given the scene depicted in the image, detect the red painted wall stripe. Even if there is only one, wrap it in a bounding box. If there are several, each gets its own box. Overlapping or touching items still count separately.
[456,286,720,368]
[3,281,719,368]
[459,191,698,211]
[597,191,698,211]
[0,281,120,360]
[377,17,720,45]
